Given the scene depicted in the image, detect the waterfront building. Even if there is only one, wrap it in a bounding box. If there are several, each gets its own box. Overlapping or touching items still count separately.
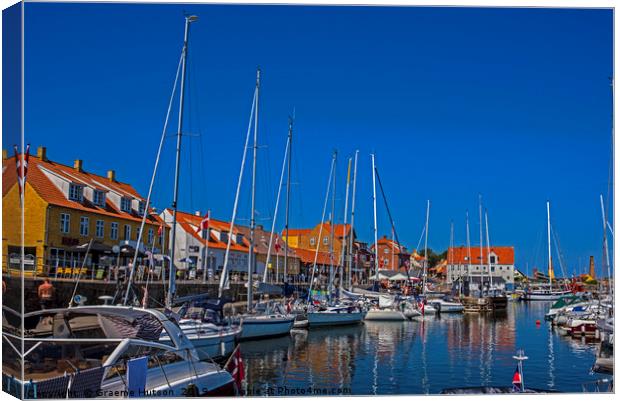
[370,235,411,271]
[282,222,355,256]
[235,224,302,278]
[161,209,249,279]
[2,146,168,275]
[446,246,515,290]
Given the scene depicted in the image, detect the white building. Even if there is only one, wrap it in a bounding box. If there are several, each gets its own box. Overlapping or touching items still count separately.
[161,209,249,278]
[446,246,515,291]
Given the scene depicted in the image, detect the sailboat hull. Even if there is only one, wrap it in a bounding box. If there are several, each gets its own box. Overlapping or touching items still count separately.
[160,322,241,361]
[307,311,365,327]
[523,291,572,301]
[365,309,407,321]
[240,315,295,340]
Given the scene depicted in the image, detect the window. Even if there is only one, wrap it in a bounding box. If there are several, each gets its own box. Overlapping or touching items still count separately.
[202,228,209,240]
[95,220,104,238]
[147,228,154,245]
[490,256,496,264]
[79,217,89,236]
[124,225,131,240]
[220,232,229,243]
[60,213,70,234]
[110,222,119,240]
[138,201,146,216]
[93,190,106,207]
[310,237,316,246]
[120,197,132,213]
[236,233,244,244]
[69,184,83,202]
[323,236,328,245]
[384,248,389,254]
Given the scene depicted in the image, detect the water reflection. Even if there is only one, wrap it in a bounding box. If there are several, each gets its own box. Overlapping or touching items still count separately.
[242,303,607,394]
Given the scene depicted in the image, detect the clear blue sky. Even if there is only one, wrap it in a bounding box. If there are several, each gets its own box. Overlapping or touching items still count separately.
[14,3,614,276]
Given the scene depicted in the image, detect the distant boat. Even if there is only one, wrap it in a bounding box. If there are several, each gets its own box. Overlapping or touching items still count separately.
[523,202,571,301]
[365,295,407,321]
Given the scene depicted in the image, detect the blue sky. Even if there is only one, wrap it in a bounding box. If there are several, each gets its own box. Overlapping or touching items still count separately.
[14,3,613,276]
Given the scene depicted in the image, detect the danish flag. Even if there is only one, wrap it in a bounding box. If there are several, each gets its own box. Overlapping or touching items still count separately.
[157,224,164,237]
[225,345,245,389]
[274,234,281,253]
[196,210,210,233]
[14,144,30,202]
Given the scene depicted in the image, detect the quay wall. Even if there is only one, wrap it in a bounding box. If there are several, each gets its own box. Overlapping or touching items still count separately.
[3,276,310,313]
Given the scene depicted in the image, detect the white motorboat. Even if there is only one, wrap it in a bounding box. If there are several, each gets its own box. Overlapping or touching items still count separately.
[4,305,236,398]
[523,288,572,301]
[430,299,465,313]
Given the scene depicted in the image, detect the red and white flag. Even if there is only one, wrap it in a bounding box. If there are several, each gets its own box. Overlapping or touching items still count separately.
[157,224,164,237]
[196,210,210,234]
[225,345,245,389]
[274,234,281,253]
[14,144,30,201]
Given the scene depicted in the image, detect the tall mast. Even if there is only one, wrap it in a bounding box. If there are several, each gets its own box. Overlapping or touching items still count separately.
[423,200,430,295]
[371,153,379,279]
[329,150,337,298]
[339,157,352,293]
[478,194,484,296]
[167,15,197,308]
[547,200,552,289]
[348,150,359,290]
[466,210,471,281]
[247,68,260,313]
[284,116,293,282]
[449,220,454,284]
[600,194,612,297]
[485,209,494,292]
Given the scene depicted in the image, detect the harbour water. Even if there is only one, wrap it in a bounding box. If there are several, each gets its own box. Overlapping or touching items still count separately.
[241,301,609,395]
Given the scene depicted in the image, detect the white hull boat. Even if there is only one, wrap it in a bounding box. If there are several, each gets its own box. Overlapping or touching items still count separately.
[160,319,241,360]
[307,306,365,327]
[430,299,465,313]
[239,314,295,340]
[523,290,572,301]
[365,309,407,321]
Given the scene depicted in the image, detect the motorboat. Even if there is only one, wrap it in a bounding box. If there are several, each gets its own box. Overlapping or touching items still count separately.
[429,298,465,313]
[2,306,236,398]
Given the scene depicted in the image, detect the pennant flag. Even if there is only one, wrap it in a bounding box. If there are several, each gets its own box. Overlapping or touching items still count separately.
[196,211,210,234]
[512,367,522,391]
[14,144,30,201]
[225,345,245,389]
[157,224,164,237]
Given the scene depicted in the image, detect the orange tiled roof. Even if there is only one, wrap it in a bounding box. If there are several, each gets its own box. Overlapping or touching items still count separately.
[293,247,340,267]
[3,153,158,224]
[449,246,515,265]
[172,209,250,252]
[372,236,409,254]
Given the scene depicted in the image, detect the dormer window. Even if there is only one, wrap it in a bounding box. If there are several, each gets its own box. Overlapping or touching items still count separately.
[138,201,146,216]
[490,255,496,264]
[120,197,132,213]
[69,184,84,202]
[93,190,106,207]
[236,233,244,244]
[220,232,229,243]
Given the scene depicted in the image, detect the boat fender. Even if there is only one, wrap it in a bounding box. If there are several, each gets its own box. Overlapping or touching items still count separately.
[185,383,200,397]
[536,320,541,326]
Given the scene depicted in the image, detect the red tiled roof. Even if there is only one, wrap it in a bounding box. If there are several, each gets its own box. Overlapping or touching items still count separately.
[173,210,250,252]
[449,246,515,265]
[372,236,409,254]
[3,154,158,224]
[293,247,340,267]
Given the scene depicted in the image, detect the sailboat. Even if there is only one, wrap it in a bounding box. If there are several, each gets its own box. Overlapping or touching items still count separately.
[306,151,365,327]
[218,69,294,340]
[523,201,571,301]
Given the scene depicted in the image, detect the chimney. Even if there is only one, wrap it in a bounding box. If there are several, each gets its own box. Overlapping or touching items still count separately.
[74,159,83,172]
[589,256,596,278]
[37,146,47,161]
[107,170,115,182]
[195,211,201,216]
[2,149,7,160]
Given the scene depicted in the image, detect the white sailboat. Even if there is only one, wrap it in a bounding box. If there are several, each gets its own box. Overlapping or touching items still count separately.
[229,69,295,340]
[306,151,364,327]
[523,201,571,301]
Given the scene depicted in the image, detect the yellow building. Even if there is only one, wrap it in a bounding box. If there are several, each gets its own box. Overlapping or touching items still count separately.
[2,146,168,275]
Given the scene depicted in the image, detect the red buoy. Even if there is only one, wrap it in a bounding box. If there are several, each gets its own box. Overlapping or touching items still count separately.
[536,320,541,325]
